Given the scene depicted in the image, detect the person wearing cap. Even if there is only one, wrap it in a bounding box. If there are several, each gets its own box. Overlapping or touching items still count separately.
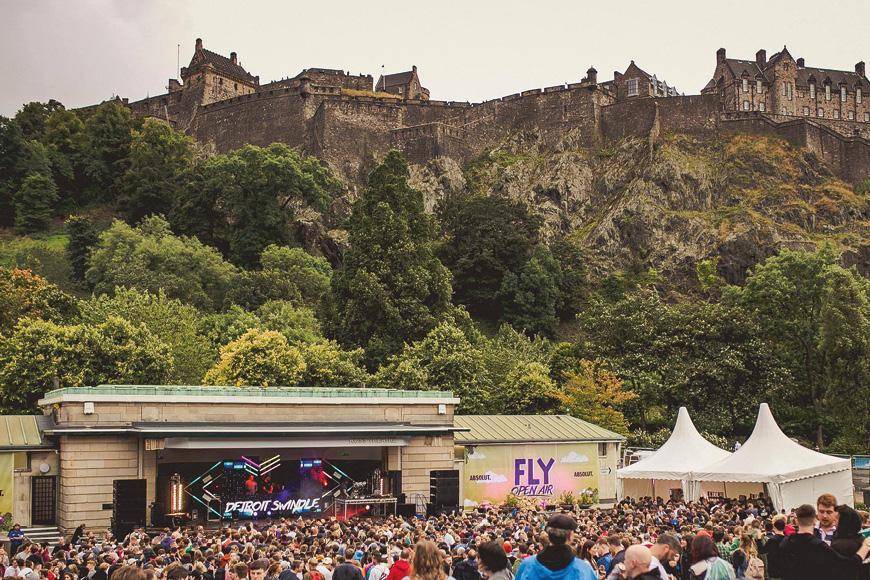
[514,514,596,580]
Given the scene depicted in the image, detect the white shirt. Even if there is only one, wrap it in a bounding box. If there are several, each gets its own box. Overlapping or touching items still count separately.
[649,556,669,579]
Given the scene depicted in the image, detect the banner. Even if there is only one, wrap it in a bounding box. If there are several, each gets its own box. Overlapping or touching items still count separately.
[463,443,599,507]
[0,453,13,515]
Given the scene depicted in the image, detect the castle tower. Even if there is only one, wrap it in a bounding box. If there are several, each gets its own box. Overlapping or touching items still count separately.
[180,37,260,106]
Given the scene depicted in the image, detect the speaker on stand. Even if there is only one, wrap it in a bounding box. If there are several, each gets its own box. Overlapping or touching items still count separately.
[112,479,146,539]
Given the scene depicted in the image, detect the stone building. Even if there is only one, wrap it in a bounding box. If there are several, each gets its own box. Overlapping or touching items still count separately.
[376,66,430,100]
[703,47,870,123]
[606,61,680,101]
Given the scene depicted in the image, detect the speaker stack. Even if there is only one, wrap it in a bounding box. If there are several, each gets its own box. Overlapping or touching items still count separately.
[429,469,459,514]
[112,479,147,539]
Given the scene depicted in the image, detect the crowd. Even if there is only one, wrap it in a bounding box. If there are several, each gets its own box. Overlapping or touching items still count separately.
[1,494,868,580]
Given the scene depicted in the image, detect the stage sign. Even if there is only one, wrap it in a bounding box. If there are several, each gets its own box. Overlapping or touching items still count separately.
[463,442,599,507]
[0,453,13,515]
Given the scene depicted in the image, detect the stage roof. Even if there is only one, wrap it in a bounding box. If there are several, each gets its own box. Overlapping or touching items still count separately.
[454,415,625,444]
[0,415,53,450]
[43,421,461,436]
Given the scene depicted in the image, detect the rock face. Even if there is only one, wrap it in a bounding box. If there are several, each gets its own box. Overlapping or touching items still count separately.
[403,132,869,287]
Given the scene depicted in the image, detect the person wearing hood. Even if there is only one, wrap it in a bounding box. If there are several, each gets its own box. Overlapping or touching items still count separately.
[830,505,869,580]
[386,550,411,580]
[778,504,870,580]
[514,514,596,580]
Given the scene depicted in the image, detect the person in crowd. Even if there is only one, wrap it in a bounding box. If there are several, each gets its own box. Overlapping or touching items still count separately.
[366,555,388,580]
[514,514,596,580]
[757,516,787,580]
[648,534,680,579]
[606,545,660,580]
[729,535,763,580]
[451,549,479,580]
[477,541,513,580]
[687,535,735,580]
[829,505,868,580]
[408,541,445,580]
[815,493,838,545]
[332,556,363,580]
[386,550,410,580]
[778,504,870,580]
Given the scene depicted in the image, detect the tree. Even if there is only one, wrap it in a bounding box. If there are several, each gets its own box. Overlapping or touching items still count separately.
[255,300,323,345]
[0,268,79,332]
[297,341,369,389]
[259,245,332,305]
[738,248,869,449]
[197,305,260,351]
[203,328,306,387]
[13,100,63,141]
[0,117,27,226]
[119,119,197,222]
[438,193,541,318]
[223,269,302,311]
[550,236,591,319]
[175,144,340,266]
[0,316,172,412]
[553,360,637,435]
[501,361,559,415]
[14,173,58,233]
[86,216,238,311]
[498,246,561,337]
[43,109,87,204]
[328,151,454,365]
[79,287,213,385]
[65,214,99,282]
[80,101,135,201]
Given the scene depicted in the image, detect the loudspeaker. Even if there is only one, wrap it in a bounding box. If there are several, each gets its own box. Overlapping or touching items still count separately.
[387,470,402,497]
[430,470,459,508]
[112,479,146,537]
[396,503,417,517]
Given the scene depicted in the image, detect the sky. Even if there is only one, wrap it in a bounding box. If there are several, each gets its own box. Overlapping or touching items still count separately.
[1,0,868,116]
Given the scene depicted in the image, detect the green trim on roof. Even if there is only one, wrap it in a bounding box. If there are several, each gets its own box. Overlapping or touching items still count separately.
[43,384,454,399]
[0,415,46,449]
[454,415,625,443]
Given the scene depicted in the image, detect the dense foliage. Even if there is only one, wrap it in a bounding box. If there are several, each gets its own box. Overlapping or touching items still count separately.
[0,99,867,451]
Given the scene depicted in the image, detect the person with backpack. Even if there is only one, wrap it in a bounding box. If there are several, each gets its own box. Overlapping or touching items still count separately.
[304,560,325,580]
[687,535,735,580]
[729,536,762,580]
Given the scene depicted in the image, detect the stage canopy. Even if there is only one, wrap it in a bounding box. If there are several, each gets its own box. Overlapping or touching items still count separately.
[692,403,853,511]
[617,407,731,499]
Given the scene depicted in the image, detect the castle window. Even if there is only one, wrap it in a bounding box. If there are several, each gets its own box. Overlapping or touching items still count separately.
[743,100,750,111]
[234,83,238,90]
[865,112,870,122]
[802,106,810,116]
[742,78,749,92]
[848,111,855,120]
[857,88,862,104]
[756,79,763,93]
[840,86,847,102]
[818,108,824,117]
[809,83,816,99]
[833,110,840,119]
[787,82,793,100]
[627,78,639,97]
[219,78,223,85]
[759,102,765,112]
[825,84,831,101]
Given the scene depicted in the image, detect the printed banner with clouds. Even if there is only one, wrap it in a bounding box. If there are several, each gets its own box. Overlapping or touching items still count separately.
[463,442,599,506]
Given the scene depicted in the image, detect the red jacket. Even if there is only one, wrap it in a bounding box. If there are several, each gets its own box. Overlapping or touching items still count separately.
[386,559,411,580]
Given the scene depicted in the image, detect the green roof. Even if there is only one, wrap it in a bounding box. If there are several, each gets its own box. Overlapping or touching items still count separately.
[42,384,454,400]
[0,415,49,449]
[454,415,625,444]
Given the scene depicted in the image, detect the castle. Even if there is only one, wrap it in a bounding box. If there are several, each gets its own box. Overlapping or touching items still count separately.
[103,39,870,184]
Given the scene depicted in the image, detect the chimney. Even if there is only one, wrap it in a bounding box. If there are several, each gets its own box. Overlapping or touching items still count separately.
[412,65,417,73]
[195,38,203,51]
[756,49,766,67]
[796,57,805,68]
[586,66,598,84]
[717,48,726,65]
[857,61,866,78]
[230,52,238,65]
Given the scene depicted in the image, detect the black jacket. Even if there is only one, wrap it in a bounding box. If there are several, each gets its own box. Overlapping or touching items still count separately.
[779,532,861,580]
[758,534,787,578]
[332,564,363,580]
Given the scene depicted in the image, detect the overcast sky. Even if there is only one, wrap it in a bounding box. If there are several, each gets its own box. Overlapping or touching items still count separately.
[1,0,868,116]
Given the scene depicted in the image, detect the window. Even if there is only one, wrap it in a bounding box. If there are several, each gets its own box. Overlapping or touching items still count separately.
[218,78,223,85]
[865,112,870,122]
[742,78,749,92]
[234,83,238,90]
[803,106,810,116]
[759,102,766,112]
[834,110,840,119]
[818,108,825,117]
[848,111,855,120]
[598,443,608,457]
[809,83,816,99]
[756,79,763,93]
[841,86,847,102]
[787,82,793,100]
[627,78,639,97]
[743,100,751,111]
[825,84,831,101]
[782,82,787,96]
[858,88,863,104]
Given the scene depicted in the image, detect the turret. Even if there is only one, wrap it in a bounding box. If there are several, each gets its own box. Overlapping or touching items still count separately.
[298,75,311,99]
[586,66,598,84]
[717,47,726,65]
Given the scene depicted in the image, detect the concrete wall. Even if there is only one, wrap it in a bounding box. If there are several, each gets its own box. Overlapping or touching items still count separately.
[11,450,59,527]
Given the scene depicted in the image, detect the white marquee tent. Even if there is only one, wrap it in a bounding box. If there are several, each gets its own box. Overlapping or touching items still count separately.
[617,407,731,500]
[692,403,853,512]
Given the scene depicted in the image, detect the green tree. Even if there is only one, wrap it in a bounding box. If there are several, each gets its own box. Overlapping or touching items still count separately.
[438,193,540,318]
[119,119,197,222]
[553,359,637,435]
[0,117,27,226]
[80,101,135,201]
[223,268,302,311]
[328,151,454,365]
[498,246,561,337]
[85,216,238,311]
[14,173,58,233]
[65,214,99,282]
[0,316,172,412]
[203,328,306,387]
[259,245,332,304]
[43,109,87,204]
[79,287,213,384]
[0,267,79,332]
[297,341,369,389]
[197,305,260,351]
[13,100,64,141]
[738,248,870,448]
[255,300,323,345]
[501,361,559,415]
